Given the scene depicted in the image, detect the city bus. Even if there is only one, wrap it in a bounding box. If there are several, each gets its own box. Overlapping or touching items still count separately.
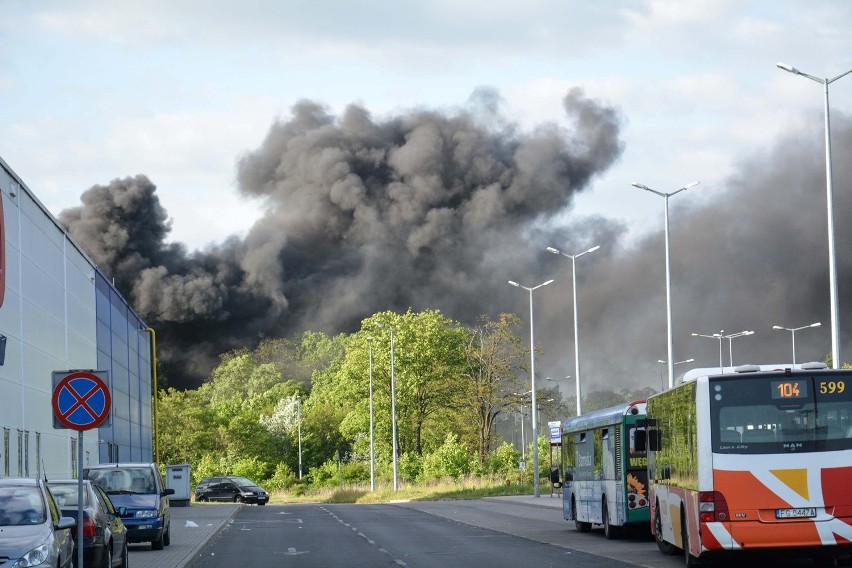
[637,363,852,566]
[561,400,650,539]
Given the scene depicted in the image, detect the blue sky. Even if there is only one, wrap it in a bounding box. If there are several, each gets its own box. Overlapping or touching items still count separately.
[1,0,850,252]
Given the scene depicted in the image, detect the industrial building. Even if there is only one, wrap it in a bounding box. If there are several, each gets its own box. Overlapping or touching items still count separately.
[0,155,154,478]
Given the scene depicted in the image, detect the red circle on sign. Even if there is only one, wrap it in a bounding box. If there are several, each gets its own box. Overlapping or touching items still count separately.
[52,372,111,431]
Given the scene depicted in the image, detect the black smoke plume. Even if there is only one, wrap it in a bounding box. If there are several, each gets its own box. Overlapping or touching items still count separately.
[59,88,623,389]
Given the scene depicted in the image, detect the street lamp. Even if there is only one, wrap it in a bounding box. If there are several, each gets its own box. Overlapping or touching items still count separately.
[374,322,398,492]
[692,330,724,373]
[547,244,600,415]
[656,358,695,390]
[723,330,754,367]
[777,62,852,369]
[367,336,375,491]
[633,181,700,388]
[508,278,554,498]
[772,322,821,365]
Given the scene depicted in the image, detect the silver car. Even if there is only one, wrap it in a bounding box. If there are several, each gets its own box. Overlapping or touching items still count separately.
[0,477,76,568]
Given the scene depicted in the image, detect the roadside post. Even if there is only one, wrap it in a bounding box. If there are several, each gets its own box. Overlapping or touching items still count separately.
[52,370,112,568]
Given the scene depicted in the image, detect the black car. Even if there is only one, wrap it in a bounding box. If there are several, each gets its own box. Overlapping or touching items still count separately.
[48,480,129,568]
[194,476,269,505]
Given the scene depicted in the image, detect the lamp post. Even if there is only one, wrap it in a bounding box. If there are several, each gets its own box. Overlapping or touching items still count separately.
[508,278,554,498]
[297,396,303,480]
[656,358,695,390]
[772,322,821,365]
[692,330,724,373]
[722,330,754,367]
[374,322,398,492]
[367,336,375,491]
[547,244,599,415]
[633,181,700,388]
[777,62,852,369]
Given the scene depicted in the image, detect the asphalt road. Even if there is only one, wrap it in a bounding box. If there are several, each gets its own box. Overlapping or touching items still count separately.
[181,497,833,568]
[187,502,635,568]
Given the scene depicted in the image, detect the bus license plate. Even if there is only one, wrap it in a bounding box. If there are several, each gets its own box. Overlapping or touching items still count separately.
[776,508,816,519]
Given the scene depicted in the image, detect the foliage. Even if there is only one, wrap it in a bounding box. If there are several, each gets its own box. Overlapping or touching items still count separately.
[487,442,521,477]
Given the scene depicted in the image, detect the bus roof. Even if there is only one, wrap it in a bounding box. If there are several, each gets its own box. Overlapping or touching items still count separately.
[562,400,646,433]
[679,362,829,384]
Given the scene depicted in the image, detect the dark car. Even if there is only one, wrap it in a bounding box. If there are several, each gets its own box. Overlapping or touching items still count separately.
[83,463,174,550]
[0,477,76,568]
[194,476,269,505]
[48,480,129,567]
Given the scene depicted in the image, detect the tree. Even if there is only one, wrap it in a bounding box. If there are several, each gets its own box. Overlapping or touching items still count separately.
[460,313,528,466]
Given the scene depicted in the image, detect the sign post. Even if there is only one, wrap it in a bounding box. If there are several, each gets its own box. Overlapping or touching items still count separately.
[52,370,111,568]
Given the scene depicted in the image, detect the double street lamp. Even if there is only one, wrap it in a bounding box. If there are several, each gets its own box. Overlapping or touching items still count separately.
[772,322,821,365]
[547,244,600,415]
[373,322,398,492]
[508,278,554,498]
[723,330,754,367]
[633,181,700,388]
[692,330,724,372]
[777,62,852,369]
[656,358,694,390]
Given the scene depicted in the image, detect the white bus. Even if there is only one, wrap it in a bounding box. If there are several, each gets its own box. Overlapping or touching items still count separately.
[561,400,650,539]
[637,363,852,566]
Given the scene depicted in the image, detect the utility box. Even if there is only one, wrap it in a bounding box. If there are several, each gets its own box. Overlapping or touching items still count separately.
[165,463,191,507]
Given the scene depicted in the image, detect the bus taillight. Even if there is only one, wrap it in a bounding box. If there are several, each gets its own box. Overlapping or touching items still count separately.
[699,491,730,523]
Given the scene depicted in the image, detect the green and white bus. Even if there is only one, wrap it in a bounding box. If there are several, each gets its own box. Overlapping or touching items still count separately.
[561,400,650,538]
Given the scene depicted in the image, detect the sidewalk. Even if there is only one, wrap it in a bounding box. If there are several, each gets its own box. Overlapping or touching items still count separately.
[484,493,564,510]
[127,503,239,568]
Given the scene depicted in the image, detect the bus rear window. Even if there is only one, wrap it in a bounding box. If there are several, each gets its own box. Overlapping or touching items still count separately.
[709,374,852,454]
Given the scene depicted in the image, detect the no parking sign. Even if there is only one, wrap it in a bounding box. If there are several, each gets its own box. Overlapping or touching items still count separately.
[52,370,111,430]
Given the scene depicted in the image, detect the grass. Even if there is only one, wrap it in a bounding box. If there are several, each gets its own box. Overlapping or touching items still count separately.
[268,478,535,505]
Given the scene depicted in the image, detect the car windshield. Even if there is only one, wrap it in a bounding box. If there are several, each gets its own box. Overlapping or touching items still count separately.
[48,484,89,508]
[0,486,46,526]
[230,477,258,487]
[87,467,155,494]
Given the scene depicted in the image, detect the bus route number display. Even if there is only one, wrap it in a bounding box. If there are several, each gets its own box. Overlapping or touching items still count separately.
[771,379,808,400]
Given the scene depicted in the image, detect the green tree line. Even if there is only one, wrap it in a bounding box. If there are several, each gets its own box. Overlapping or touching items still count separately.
[157,308,654,490]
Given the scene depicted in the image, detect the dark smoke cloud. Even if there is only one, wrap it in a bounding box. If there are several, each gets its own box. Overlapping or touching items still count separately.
[60,87,623,389]
[533,112,852,394]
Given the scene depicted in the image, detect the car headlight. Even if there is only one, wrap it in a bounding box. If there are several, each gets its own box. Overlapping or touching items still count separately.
[241,491,255,496]
[135,510,158,518]
[12,541,50,568]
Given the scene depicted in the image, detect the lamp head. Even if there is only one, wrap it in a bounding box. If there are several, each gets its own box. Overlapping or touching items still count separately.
[683,181,700,190]
[546,247,560,255]
[777,62,798,74]
[543,279,554,286]
[811,322,822,328]
[631,182,649,190]
[772,325,783,330]
[587,245,601,254]
[508,280,520,288]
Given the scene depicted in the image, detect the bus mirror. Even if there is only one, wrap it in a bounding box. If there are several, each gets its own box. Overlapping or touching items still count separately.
[649,430,662,452]
[634,430,646,451]
[550,466,561,484]
[662,464,671,480]
[564,468,573,482]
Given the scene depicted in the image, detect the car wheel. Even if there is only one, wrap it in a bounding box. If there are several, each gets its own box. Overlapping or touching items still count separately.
[234,495,243,504]
[152,529,165,550]
[101,544,112,568]
[164,523,171,546]
[118,541,128,568]
[258,501,266,506]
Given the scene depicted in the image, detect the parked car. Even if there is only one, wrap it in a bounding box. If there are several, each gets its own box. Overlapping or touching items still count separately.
[194,476,269,505]
[83,463,174,550]
[48,479,129,567]
[0,477,76,568]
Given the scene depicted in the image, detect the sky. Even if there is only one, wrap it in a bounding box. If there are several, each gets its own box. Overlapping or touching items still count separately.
[2,1,852,395]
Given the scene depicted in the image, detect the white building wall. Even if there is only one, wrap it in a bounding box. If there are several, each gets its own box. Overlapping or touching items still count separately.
[0,155,152,478]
